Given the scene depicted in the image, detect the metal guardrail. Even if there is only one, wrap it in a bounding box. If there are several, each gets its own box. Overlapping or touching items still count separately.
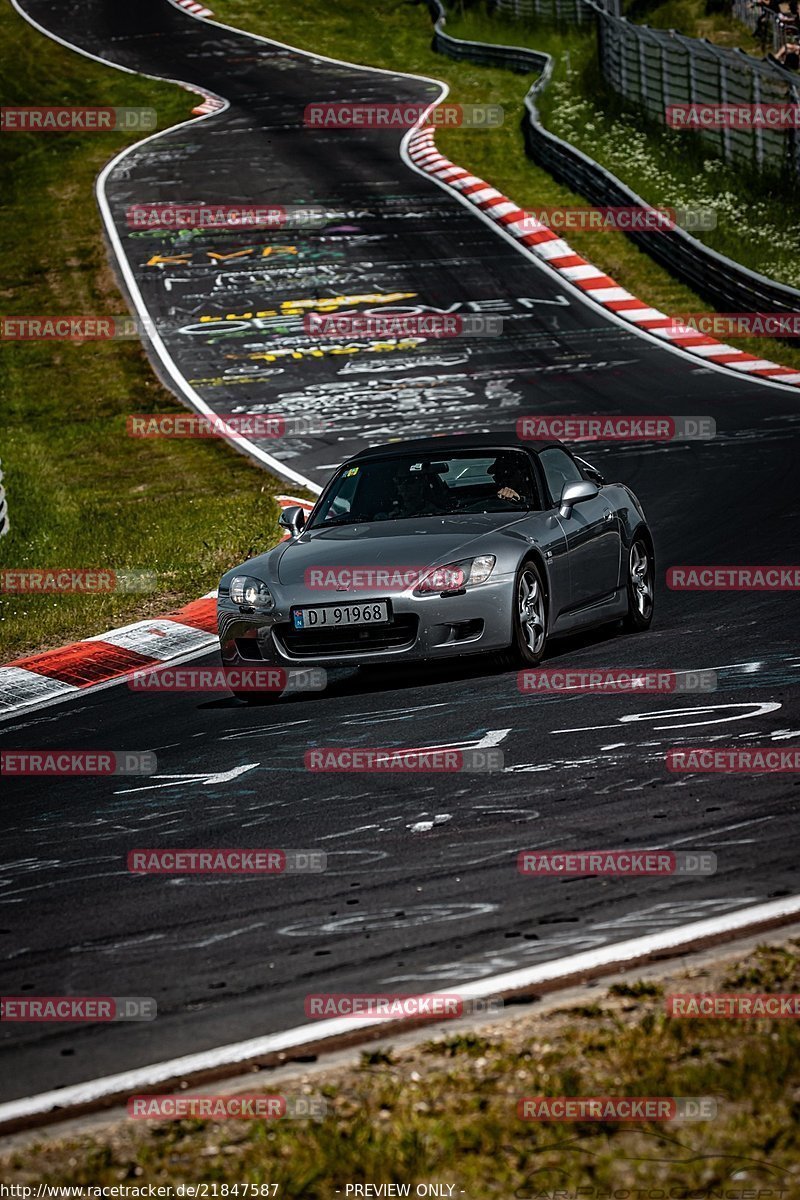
[486,0,595,22]
[424,0,800,321]
[488,0,621,18]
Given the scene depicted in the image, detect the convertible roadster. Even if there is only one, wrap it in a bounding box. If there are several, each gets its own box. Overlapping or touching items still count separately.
[217,433,654,701]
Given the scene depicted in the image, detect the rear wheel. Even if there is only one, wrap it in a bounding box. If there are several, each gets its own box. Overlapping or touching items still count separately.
[622,534,655,632]
[511,560,548,664]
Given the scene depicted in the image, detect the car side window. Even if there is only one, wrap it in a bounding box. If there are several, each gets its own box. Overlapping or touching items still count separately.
[539,448,585,507]
[322,471,359,519]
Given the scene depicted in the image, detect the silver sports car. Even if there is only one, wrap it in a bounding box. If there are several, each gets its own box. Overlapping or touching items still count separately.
[217,434,654,702]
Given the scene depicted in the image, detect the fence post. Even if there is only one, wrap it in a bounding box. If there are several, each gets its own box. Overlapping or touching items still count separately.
[719,57,731,164]
[752,69,764,170]
[662,31,672,112]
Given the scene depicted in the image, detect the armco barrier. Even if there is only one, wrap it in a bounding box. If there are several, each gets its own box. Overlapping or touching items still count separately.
[487,0,619,19]
[426,0,800,321]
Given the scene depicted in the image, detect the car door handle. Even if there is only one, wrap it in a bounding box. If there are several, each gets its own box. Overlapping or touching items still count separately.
[604,510,614,521]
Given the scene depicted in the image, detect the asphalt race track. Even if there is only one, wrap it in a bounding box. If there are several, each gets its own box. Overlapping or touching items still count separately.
[2,0,799,1103]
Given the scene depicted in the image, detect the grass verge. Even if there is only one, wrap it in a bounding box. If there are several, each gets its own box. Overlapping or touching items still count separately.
[0,5,297,661]
[3,939,799,1192]
[210,0,800,371]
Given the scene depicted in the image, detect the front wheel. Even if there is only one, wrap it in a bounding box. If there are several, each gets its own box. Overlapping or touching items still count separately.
[622,534,655,632]
[511,560,548,664]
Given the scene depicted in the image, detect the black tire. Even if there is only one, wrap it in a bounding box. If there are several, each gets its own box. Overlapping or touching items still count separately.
[622,532,655,632]
[510,558,549,665]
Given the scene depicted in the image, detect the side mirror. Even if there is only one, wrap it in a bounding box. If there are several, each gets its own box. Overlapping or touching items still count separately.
[279,505,307,536]
[558,479,598,519]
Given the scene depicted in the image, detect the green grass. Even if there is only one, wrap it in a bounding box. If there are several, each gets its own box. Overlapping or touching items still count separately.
[0,4,309,660]
[4,940,800,1193]
[210,0,800,372]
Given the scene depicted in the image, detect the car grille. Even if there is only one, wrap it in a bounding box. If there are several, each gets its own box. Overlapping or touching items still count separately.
[275,615,419,657]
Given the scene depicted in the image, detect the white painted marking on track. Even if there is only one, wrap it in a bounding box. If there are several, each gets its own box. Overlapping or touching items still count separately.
[3,894,798,1129]
[553,702,782,734]
[114,763,259,794]
[408,813,452,833]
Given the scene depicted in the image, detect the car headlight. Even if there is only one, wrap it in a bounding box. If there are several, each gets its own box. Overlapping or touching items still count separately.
[415,555,496,595]
[230,575,274,610]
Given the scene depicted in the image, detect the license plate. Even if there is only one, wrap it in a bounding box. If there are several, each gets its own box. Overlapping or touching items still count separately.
[292,600,390,630]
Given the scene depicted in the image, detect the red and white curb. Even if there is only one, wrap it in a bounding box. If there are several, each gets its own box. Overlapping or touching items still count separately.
[191,95,225,115]
[406,126,800,388]
[0,497,315,718]
[174,0,214,17]
[176,82,225,116]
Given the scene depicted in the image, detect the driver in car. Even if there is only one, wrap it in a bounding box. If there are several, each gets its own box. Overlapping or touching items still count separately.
[393,469,448,517]
[487,454,531,505]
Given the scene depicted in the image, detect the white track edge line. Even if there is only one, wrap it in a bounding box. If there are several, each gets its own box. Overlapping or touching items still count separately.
[2,892,799,1126]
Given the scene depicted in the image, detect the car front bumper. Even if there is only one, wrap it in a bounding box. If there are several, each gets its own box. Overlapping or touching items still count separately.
[217,576,515,668]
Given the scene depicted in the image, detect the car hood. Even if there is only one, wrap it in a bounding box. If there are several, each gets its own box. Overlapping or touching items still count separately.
[270,513,525,587]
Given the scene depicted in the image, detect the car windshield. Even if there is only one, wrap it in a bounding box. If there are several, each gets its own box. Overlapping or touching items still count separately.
[309,451,539,527]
